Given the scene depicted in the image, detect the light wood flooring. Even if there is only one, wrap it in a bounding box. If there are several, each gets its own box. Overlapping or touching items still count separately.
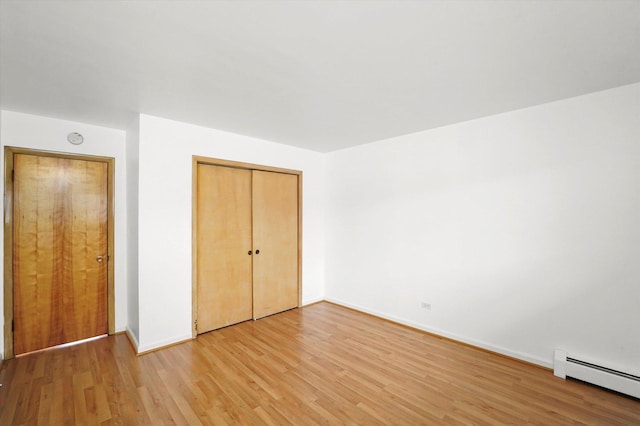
[1,302,638,425]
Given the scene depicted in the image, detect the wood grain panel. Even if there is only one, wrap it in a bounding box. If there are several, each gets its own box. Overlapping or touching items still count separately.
[64,158,108,344]
[1,303,639,424]
[13,155,60,353]
[196,164,253,332]
[13,154,108,355]
[252,171,299,319]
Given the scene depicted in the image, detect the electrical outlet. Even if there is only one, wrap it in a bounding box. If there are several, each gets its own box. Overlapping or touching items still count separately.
[421,301,431,310]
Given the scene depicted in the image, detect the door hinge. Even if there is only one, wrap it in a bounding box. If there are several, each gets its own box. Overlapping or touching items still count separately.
[194,320,197,332]
[12,319,14,332]
[11,169,15,182]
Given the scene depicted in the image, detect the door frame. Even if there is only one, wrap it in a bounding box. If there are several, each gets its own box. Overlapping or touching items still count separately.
[3,147,116,359]
[192,156,302,337]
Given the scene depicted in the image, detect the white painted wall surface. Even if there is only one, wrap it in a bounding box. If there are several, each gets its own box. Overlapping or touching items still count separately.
[136,115,326,352]
[0,110,128,358]
[325,84,640,374]
[125,117,140,348]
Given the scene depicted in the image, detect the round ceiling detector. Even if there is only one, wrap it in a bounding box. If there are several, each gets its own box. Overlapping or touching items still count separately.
[67,132,84,145]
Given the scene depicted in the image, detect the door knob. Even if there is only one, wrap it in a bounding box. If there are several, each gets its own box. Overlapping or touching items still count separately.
[96,255,109,263]
[248,250,252,255]
[255,249,260,255]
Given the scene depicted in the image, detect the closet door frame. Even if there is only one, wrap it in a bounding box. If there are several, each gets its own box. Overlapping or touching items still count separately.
[191,156,302,338]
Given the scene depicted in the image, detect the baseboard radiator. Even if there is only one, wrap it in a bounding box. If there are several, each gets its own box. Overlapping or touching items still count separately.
[554,349,640,399]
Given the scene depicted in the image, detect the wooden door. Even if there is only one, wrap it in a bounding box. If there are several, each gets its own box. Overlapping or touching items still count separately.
[196,165,253,332]
[13,154,109,355]
[252,171,299,319]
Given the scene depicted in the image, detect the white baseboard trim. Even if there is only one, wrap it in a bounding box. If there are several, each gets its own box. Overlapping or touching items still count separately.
[136,333,193,355]
[302,297,325,306]
[324,297,551,369]
[125,327,140,352]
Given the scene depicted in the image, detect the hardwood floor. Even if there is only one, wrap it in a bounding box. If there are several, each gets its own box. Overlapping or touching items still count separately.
[1,302,638,425]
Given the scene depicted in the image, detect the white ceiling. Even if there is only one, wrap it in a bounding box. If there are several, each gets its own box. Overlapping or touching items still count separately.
[1,1,639,152]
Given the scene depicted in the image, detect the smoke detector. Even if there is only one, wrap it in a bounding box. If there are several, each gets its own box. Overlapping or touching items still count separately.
[67,132,84,145]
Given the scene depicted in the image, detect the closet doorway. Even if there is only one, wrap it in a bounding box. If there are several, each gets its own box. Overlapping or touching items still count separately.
[192,157,301,336]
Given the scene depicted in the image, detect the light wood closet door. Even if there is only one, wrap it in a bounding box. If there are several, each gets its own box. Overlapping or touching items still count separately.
[197,165,253,332]
[252,171,299,319]
[13,154,108,355]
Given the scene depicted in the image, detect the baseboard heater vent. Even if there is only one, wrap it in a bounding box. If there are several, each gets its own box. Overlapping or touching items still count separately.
[554,349,640,399]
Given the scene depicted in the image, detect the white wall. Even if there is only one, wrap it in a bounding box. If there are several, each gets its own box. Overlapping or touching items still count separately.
[325,83,640,373]
[136,114,326,352]
[125,116,140,347]
[0,110,128,358]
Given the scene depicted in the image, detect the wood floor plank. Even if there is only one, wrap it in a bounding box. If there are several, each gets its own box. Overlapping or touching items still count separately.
[1,302,638,424]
